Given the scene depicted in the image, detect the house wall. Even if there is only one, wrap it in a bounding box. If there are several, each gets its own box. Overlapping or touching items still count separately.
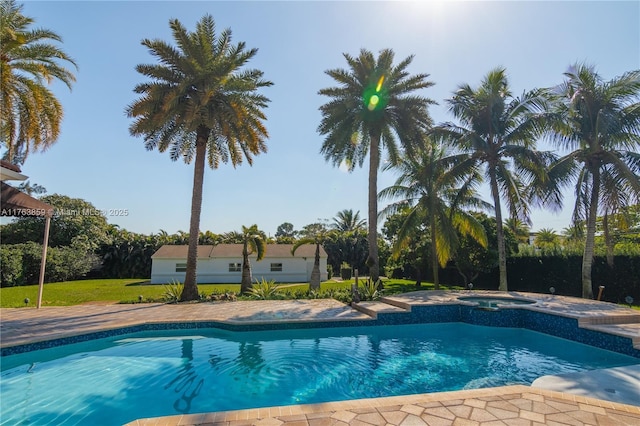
[150,256,327,284]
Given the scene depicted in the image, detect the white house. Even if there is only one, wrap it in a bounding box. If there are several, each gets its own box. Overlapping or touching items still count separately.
[150,244,328,284]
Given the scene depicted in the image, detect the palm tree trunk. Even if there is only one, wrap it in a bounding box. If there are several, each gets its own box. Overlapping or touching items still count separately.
[430,212,440,290]
[582,171,600,299]
[489,168,508,292]
[310,244,321,291]
[181,129,207,301]
[241,242,253,294]
[367,131,380,284]
[603,213,614,267]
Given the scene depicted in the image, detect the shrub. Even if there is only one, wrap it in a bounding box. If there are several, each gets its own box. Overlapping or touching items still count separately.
[248,279,282,300]
[162,280,184,302]
[0,242,99,287]
[359,279,382,301]
[209,290,238,301]
[0,245,23,286]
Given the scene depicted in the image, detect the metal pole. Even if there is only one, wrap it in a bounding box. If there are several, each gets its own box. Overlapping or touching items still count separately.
[36,215,51,309]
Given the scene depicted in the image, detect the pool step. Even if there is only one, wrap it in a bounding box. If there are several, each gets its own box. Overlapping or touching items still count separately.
[578,314,640,326]
[581,322,640,349]
[351,301,410,319]
[378,296,413,311]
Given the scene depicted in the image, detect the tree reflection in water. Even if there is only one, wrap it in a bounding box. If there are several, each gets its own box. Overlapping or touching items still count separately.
[165,339,204,413]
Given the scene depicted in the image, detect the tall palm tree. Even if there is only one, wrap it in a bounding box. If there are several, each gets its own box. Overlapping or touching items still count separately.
[127,15,271,301]
[318,48,435,283]
[544,64,640,298]
[225,225,266,294]
[433,68,552,291]
[1,0,77,164]
[332,209,366,232]
[292,224,331,291]
[379,138,489,289]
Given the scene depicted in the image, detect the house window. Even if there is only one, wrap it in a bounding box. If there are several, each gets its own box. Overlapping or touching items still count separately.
[175,263,187,272]
[270,263,283,272]
[229,263,241,272]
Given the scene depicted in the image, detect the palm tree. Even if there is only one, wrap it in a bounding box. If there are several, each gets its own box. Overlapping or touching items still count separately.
[318,48,435,283]
[1,0,77,164]
[127,15,272,301]
[292,223,331,291]
[535,228,560,251]
[544,64,640,298]
[379,138,489,289]
[332,209,366,232]
[504,217,530,245]
[225,225,266,294]
[433,68,552,291]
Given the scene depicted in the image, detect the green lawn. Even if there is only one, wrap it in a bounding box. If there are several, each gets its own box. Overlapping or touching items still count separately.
[0,279,242,308]
[0,278,447,308]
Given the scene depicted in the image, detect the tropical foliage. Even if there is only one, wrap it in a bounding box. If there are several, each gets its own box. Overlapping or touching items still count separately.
[452,212,501,286]
[248,278,281,300]
[504,217,530,246]
[534,228,561,251]
[543,64,640,298]
[379,138,489,289]
[318,48,435,283]
[0,0,77,164]
[127,15,271,301]
[433,68,553,291]
[331,209,366,232]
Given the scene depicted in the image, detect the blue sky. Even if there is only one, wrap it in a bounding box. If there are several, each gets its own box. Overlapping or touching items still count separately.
[11,1,640,237]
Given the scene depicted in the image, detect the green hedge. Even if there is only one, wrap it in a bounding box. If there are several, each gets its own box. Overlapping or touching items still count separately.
[461,255,639,303]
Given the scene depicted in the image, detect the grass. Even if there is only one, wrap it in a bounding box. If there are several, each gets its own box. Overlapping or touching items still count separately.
[0,279,242,308]
[4,278,634,309]
[0,278,459,308]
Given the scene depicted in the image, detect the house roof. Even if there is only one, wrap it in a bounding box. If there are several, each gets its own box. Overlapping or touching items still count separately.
[151,244,326,259]
[0,182,54,217]
[0,160,27,181]
[0,160,21,173]
[151,245,215,259]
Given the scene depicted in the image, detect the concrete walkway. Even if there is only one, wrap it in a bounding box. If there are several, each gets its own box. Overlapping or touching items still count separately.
[2,291,639,425]
[532,364,640,407]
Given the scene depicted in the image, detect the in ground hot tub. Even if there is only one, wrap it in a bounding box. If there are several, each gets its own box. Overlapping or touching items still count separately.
[458,296,537,310]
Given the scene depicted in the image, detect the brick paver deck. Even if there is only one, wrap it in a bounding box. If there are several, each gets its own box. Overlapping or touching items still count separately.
[2,291,639,425]
[126,386,640,426]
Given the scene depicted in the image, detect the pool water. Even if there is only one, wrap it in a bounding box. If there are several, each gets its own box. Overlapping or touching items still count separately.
[1,323,637,425]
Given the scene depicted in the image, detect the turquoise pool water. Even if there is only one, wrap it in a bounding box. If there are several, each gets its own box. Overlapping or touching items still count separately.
[1,323,637,425]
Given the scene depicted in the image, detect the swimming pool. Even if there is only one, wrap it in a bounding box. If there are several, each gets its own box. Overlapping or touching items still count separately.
[1,323,637,425]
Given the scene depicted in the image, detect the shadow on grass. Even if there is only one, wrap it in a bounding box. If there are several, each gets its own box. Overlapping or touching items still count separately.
[383,281,465,295]
[124,280,153,286]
